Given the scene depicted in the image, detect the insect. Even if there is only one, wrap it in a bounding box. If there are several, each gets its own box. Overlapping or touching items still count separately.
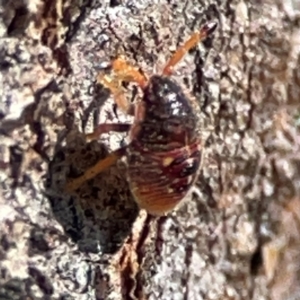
[65,21,218,216]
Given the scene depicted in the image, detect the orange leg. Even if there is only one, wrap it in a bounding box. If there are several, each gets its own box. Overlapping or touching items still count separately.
[163,21,218,76]
[87,60,141,141]
[66,123,130,192]
[110,57,148,89]
[97,73,135,116]
[65,147,127,192]
[65,59,147,193]
[97,57,148,116]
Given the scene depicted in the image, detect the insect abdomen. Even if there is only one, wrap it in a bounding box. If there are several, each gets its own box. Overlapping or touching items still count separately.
[127,141,202,216]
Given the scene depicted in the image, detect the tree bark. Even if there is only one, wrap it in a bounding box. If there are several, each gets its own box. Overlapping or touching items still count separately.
[1,0,300,299]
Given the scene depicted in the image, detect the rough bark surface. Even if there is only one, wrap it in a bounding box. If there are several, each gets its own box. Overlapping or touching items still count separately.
[1,0,300,299]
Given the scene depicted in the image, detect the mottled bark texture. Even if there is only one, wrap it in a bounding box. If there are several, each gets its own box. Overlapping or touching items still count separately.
[1,0,300,299]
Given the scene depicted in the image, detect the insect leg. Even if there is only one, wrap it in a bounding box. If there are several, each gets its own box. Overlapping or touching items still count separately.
[97,73,135,116]
[97,57,148,115]
[110,57,148,89]
[162,21,218,76]
[85,123,131,141]
[65,147,127,192]
[65,124,128,191]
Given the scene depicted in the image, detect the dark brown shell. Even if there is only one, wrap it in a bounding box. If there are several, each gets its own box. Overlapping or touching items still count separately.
[126,75,202,215]
[133,75,199,150]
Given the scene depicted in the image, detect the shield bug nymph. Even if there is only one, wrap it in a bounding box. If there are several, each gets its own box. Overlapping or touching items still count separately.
[65,21,218,216]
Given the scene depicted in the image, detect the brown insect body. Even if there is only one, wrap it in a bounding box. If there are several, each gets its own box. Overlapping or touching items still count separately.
[127,76,202,215]
[65,21,217,216]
